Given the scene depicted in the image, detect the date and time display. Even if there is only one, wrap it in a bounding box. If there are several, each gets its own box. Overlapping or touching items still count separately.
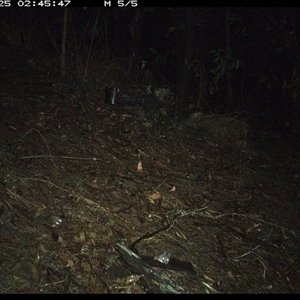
[0,0,138,7]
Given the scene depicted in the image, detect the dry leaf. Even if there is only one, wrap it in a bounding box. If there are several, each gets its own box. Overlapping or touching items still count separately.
[81,260,91,272]
[74,231,86,242]
[34,203,47,218]
[203,275,215,283]
[137,160,143,172]
[170,186,176,192]
[65,258,75,269]
[227,271,235,279]
[147,192,162,203]
[35,122,46,129]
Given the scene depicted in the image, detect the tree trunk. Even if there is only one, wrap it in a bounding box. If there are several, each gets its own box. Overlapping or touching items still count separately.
[225,8,234,108]
[177,7,194,111]
[61,8,69,78]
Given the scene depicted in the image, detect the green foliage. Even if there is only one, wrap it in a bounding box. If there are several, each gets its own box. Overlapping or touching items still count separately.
[76,177,87,187]
[210,48,241,75]
[209,48,241,93]
[107,219,115,227]
[149,47,179,69]
[105,255,117,268]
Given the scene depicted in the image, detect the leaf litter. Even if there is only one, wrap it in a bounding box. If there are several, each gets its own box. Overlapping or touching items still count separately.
[0,51,300,294]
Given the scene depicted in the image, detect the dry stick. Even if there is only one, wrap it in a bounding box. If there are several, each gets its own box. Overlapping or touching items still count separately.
[61,7,69,77]
[19,177,110,213]
[19,129,52,156]
[19,155,101,161]
[17,131,106,210]
[19,130,99,168]
[237,229,273,259]
[82,11,100,83]
[17,129,97,162]
[214,212,292,233]
[18,178,131,225]
[7,188,40,208]
[180,209,294,234]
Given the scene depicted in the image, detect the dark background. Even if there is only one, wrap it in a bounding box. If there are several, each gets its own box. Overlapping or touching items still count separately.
[1,6,300,136]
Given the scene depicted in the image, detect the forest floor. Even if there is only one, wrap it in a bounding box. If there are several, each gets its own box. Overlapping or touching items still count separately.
[0,47,300,294]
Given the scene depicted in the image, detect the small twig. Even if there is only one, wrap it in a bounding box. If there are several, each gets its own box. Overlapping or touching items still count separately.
[82,11,100,82]
[137,149,146,159]
[237,243,263,258]
[7,188,40,208]
[237,228,273,259]
[174,208,294,235]
[214,213,290,232]
[18,155,101,161]
[20,177,111,214]
[40,275,68,287]
[153,179,167,191]
[236,241,269,280]
[19,129,52,156]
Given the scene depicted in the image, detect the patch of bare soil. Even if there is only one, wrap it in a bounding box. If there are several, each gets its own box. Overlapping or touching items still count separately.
[1,52,300,294]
